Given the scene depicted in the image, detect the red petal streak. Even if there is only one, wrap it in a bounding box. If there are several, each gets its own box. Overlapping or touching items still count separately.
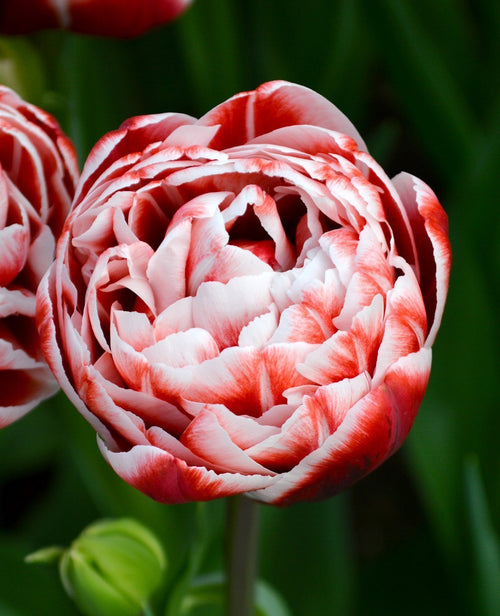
[321,228,358,287]
[0,223,29,286]
[392,173,451,346]
[252,349,430,505]
[180,408,275,475]
[247,125,361,160]
[374,260,427,383]
[298,295,384,385]
[334,226,393,330]
[270,269,343,344]
[99,442,275,504]
[245,373,371,471]
[182,401,281,449]
[199,81,367,151]
[181,347,266,416]
[181,343,313,418]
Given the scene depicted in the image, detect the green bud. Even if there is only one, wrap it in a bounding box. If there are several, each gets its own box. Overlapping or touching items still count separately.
[58,518,166,616]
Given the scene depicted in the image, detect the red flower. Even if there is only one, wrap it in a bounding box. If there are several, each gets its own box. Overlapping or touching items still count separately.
[38,81,451,505]
[0,86,78,428]
[0,0,192,37]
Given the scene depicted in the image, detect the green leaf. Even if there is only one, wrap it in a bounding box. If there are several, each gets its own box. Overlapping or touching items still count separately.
[255,579,292,616]
[407,399,461,563]
[25,546,65,565]
[260,495,355,615]
[168,572,292,616]
[365,0,479,178]
[464,457,500,616]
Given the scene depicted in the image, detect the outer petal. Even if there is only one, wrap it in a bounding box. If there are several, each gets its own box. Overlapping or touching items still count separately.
[99,440,275,504]
[252,348,432,505]
[0,86,78,426]
[392,173,451,346]
[199,81,368,151]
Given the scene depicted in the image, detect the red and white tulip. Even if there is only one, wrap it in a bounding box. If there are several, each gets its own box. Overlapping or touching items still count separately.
[0,86,78,428]
[0,0,192,37]
[38,81,451,505]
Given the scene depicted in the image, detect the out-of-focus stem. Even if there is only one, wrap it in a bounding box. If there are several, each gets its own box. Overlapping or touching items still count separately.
[226,495,260,616]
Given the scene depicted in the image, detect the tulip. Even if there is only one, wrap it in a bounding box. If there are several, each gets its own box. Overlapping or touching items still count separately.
[0,85,78,427]
[38,81,451,505]
[0,0,193,38]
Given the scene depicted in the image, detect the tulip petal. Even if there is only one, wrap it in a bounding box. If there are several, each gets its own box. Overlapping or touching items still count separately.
[392,173,451,345]
[200,81,367,151]
[99,441,275,504]
[252,347,431,505]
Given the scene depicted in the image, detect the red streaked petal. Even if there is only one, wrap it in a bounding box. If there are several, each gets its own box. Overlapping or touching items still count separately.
[334,235,393,331]
[0,223,29,285]
[246,373,370,471]
[392,173,451,346]
[180,408,275,475]
[147,219,190,311]
[238,308,278,348]
[99,441,275,504]
[0,366,58,427]
[143,328,219,368]
[102,379,189,436]
[191,274,274,349]
[298,295,385,384]
[251,347,431,505]
[75,112,196,205]
[182,401,281,449]
[199,81,367,151]
[374,259,427,383]
[112,309,154,351]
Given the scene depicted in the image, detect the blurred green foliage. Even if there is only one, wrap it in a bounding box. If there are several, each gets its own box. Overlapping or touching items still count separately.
[1,0,499,614]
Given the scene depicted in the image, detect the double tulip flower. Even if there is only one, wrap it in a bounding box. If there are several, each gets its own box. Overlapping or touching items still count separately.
[0,77,450,505]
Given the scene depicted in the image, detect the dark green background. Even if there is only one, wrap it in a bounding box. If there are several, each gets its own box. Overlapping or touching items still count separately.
[1,1,499,614]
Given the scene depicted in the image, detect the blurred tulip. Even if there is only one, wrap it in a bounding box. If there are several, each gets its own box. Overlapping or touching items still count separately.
[0,0,193,38]
[0,85,78,428]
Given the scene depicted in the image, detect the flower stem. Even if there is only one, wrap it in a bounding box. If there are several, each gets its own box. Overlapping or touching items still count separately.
[226,495,260,616]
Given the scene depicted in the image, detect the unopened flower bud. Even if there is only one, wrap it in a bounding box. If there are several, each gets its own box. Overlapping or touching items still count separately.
[59,518,166,616]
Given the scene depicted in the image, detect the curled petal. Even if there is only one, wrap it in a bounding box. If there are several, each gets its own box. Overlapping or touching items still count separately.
[392,173,451,346]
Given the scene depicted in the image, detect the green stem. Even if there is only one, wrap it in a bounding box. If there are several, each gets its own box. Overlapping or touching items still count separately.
[226,495,260,616]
